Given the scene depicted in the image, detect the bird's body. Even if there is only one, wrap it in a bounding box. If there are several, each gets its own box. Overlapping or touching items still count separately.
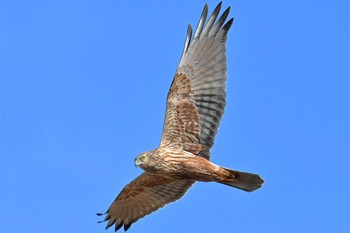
[137,147,221,181]
[137,147,263,190]
[98,2,264,231]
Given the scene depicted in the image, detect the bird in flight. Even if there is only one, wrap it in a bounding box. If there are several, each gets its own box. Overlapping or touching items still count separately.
[97,2,264,231]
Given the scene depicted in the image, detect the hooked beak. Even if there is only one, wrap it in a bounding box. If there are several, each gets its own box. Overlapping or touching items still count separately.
[134,157,140,167]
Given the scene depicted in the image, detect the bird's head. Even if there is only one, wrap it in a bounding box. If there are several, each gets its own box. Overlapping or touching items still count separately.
[134,152,151,170]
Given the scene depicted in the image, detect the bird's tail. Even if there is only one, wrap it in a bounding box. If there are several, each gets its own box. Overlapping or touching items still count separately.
[218,167,264,192]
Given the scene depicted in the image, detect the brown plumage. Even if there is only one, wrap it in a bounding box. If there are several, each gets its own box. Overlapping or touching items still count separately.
[98,2,264,231]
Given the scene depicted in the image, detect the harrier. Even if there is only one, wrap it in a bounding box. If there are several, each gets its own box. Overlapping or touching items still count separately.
[98,2,264,231]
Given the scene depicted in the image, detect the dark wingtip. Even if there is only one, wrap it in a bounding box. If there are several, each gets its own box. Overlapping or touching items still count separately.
[115,222,123,232]
[124,223,132,231]
[204,3,208,11]
[211,1,222,22]
[96,212,104,216]
[215,1,223,13]
[223,18,234,32]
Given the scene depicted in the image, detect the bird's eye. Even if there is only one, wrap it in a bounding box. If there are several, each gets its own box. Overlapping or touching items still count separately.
[140,155,146,161]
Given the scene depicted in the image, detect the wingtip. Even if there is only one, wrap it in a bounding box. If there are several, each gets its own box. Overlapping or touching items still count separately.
[194,4,208,38]
[204,3,208,11]
[187,23,192,33]
[214,1,223,13]
[224,6,231,17]
[124,223,132,231]
[223,18,234,32]
[115,222,123,231]
[202,4,209,23]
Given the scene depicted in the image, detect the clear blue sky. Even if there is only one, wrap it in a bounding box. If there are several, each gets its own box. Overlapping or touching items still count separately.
[1,1,349,232]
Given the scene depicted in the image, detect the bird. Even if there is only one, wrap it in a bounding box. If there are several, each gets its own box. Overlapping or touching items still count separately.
[97,2,264,231]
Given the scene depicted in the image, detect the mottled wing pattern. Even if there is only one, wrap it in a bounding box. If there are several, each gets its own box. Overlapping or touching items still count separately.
[160,3,233,158]
[98,172,194,231]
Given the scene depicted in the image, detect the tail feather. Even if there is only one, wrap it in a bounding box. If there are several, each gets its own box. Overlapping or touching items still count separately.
[219,167,264,192]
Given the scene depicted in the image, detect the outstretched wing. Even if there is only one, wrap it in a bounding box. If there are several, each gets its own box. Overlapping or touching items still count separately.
[160,3,233,158]
[98,172,194,231]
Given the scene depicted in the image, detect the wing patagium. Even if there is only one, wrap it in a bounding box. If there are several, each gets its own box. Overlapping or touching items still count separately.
[161,2,234,158]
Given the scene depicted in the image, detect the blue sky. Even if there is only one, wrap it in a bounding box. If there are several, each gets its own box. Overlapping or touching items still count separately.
[1,1,349,232]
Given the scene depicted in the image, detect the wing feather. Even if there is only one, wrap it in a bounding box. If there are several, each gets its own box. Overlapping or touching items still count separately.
[98,172,194,231]
[193,4,208,38]
[201,2,222,36]
[160,3,233,158]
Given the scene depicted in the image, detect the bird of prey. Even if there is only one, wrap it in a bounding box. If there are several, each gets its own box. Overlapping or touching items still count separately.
[97,2,264,231]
